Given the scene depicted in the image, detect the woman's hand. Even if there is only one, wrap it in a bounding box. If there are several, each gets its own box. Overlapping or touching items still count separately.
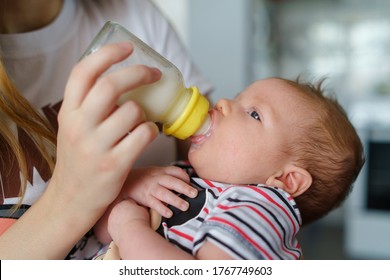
[0,43,162,259]
[52,42,161,223]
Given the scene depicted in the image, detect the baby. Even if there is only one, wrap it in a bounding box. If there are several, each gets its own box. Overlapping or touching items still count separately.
[99,77,364,260]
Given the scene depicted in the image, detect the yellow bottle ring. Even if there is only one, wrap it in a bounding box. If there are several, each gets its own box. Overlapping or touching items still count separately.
[163,86,209,140]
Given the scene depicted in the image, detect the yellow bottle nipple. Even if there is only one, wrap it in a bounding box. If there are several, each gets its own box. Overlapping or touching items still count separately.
[163,86,210,140]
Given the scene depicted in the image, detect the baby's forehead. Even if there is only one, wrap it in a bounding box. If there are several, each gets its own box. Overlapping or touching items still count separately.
[236,78,297,100]
[242,79,316,119]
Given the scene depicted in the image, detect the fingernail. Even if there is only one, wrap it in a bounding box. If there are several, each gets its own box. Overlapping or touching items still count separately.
[117,42,132,51]
[190,189,198,198]
[150,67,162,78]
[181,201,189,211]
[165,210,173,218]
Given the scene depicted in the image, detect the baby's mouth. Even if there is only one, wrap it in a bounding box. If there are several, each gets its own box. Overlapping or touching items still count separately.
[190,133,207,145]
[189,111,214,147]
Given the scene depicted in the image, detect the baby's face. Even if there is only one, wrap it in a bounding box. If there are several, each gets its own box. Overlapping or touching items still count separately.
[188,78,309,185]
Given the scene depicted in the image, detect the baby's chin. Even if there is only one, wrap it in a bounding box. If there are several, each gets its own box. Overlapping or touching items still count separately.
[187,145,200,162]
[188,158,260,185]
[187,157,206,177]
[188,153,231,183]
[187,159,220,182]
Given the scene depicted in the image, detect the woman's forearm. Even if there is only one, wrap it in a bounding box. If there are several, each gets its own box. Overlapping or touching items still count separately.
[0,182,102,259]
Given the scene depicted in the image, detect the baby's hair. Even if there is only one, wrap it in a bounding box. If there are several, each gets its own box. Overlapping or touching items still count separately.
[283,78,365,226]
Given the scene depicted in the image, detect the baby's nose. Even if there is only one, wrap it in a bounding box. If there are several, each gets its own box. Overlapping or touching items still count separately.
[215,99,232,115]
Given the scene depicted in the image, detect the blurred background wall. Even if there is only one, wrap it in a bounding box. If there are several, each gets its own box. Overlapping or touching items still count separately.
[152,0,390,259]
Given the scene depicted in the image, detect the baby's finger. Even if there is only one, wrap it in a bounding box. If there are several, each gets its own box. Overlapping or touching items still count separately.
[163,166,190,183]
[159,175,198,199]
[153,185,190,212]
[147,196,173,219]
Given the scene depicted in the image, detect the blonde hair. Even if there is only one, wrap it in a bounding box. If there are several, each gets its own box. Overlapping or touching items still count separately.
[0,58,57,209]
[284,78,365,226]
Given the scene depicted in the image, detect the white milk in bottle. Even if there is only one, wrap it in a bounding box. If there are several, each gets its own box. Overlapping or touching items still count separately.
[81,21,211,140]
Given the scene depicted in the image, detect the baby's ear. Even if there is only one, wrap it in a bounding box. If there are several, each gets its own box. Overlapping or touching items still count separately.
[266,165,312,197]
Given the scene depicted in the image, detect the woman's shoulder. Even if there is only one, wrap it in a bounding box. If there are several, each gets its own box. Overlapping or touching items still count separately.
[79,0,161,23]
[78,0,168,44]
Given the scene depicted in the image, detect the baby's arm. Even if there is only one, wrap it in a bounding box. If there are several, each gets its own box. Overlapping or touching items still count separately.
[94,166,198,243]
[108,199,193,259]
[108,199,234,260]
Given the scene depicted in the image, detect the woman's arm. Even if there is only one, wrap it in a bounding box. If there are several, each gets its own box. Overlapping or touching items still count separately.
[0,183,103,259]
[0,42,161,259]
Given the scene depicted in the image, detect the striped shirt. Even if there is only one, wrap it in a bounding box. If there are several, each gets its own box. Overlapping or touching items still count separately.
[157,164,302,260]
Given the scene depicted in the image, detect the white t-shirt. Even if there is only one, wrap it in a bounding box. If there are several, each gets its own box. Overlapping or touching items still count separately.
[0,0,213,167]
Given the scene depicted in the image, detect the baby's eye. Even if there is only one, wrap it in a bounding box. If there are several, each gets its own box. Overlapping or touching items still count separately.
[248,110,261,121]
[250,111,261,121]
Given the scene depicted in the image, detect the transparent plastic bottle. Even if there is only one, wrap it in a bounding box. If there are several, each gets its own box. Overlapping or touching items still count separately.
[81,21,211,140]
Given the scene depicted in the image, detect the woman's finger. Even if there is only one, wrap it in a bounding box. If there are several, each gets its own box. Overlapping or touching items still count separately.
[112,121,159,168]
[98,101,146,147]
[62,42,134,112]
[82,64,161,125]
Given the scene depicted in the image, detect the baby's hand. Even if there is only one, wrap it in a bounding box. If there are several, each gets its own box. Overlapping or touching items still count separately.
[122,166,198,218]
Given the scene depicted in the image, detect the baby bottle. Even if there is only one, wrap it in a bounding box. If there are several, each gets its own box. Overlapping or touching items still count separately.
[81,21,211,140]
